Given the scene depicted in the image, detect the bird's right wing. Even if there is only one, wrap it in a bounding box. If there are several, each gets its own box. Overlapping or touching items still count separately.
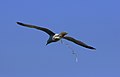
[63,36,96,50]
[17,22,55,36]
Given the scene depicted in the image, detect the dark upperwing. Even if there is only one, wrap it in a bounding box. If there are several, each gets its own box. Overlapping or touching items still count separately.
[17,22,55,36]
[63,36,96,50]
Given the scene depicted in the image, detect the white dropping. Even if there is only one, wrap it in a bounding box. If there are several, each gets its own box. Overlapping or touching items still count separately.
[60,40,78,62]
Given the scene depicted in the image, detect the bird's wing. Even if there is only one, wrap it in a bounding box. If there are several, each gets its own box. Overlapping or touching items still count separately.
[63,36,96,50]
[17,22,55,36]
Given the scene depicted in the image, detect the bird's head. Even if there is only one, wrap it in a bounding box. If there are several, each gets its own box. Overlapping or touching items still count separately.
[59,32,68,38]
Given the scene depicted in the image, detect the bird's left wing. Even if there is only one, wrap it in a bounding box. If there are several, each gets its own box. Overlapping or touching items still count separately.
[63,36,96,50]
[17,22,55,36]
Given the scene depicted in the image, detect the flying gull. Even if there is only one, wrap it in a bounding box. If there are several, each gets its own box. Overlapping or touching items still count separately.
[17,22,96,50]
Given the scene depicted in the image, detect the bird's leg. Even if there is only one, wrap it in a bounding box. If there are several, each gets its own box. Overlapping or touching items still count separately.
[60,40,78,62]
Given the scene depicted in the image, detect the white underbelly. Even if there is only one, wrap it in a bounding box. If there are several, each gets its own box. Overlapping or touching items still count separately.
[52,34,61,41]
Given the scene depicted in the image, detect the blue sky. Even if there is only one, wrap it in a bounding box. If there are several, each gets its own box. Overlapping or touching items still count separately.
[0,0,120,77]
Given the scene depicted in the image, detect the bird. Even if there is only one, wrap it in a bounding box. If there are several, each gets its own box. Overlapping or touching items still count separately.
[16,22,96,50]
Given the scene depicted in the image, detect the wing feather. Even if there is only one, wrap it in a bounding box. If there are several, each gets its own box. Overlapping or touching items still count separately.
[63,36,96,50]
[17,22,55,36]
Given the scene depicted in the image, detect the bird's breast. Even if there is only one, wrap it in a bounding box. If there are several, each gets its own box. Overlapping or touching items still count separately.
[52,34,61,41]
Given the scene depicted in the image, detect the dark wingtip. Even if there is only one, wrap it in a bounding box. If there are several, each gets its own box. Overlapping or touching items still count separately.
[84,45,96,50]
[16,22,23,25]
[91,47,96,50]
[88,46,96,50]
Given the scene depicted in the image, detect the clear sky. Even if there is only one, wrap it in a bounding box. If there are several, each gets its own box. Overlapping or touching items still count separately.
[0,0,120,77]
